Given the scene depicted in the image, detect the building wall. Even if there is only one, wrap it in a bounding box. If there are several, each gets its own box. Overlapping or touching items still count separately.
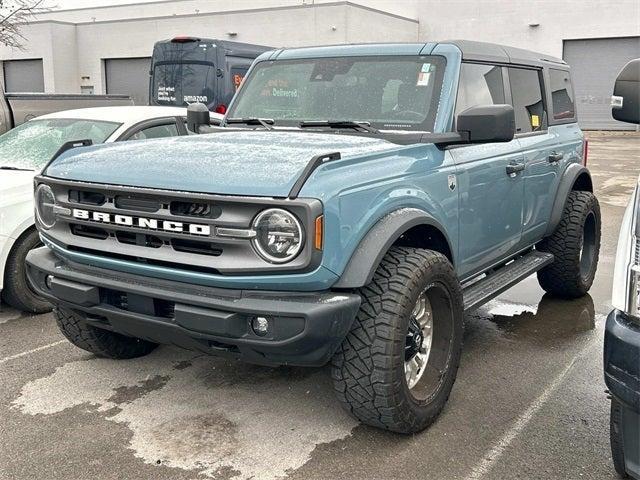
[0,2,418,94]
[33,0,640,59]
[0,0,638,95]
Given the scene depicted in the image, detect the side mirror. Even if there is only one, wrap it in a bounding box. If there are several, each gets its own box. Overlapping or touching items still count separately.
[186,102,211,133]
[612,58,640,125]
[457,104,515,144]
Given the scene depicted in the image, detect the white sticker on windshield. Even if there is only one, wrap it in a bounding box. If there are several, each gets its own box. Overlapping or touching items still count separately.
[417,63,433,86]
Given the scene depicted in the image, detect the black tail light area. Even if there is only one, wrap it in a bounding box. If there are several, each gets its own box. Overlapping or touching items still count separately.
[68,190,106,206]
[171,36,199,43]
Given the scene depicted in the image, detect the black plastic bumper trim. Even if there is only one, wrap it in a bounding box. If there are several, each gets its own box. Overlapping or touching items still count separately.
[26,247,361,367]
[604,309,640,413]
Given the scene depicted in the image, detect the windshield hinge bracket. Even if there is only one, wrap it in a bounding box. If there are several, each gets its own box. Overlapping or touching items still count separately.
[288,151,341,199]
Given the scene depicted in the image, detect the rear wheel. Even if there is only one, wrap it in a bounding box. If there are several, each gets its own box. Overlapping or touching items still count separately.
[537,191,600,298]
[331,247,463,433]
[2,229,51,313]
[54,307,157,359]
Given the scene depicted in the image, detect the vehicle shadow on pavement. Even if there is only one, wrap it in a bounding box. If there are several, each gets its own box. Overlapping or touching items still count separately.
[465,293,597,347]
[9,294,597,480]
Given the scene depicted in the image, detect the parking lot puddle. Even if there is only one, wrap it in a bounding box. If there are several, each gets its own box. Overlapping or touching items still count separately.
[12,348,358,479]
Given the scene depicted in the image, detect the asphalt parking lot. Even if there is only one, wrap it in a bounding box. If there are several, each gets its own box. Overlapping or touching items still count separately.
[1,131,639,480]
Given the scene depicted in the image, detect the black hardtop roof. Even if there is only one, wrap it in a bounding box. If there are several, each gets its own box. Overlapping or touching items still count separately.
[268,40,567,68]
[155,37,272,51]
[442,39,567,67]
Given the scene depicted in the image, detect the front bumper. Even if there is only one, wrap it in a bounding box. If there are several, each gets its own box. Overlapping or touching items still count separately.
[605,309,640,412]
[605,309,640,479]
[26,247,361,367]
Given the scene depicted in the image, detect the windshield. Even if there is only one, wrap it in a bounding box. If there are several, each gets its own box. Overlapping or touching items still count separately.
[0,118,120,170]
[153,63,217,107]
[227,55,446,132]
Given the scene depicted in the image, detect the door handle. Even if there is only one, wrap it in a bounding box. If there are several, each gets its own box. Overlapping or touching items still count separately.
[548,152,563,163]
[506,163,525,175]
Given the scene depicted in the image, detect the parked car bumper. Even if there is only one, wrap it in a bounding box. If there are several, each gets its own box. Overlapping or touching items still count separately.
[605,309,640,479]
[26,246,361,367]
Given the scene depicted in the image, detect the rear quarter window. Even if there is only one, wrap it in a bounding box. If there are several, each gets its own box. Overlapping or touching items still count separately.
[508,67,546,133]
[549,69,576,121]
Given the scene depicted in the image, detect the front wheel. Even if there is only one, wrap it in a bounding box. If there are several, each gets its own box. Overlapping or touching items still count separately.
[537,190,601,298]
[54,307,157,359]
[2,229,52,313]
[331,247,464,433]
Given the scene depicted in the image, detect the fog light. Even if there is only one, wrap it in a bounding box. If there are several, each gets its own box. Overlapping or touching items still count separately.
[45,275,54,289]
[251,316,270,336]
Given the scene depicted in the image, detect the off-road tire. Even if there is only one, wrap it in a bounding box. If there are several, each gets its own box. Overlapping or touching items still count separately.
[537,191,600,298]
[610,398,629,477]
[54,307,157,359]
[1,229,51,313]
[331,247,464,434]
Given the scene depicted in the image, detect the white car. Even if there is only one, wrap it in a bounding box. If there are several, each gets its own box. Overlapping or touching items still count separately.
[0,105,219,312]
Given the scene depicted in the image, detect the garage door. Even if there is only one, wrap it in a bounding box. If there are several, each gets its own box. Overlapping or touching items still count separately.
[3,59,44,92]
[564,37,640,130]
[105,57,151,105]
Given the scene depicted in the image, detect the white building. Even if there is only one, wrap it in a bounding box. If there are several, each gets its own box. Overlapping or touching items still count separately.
[1,0,638,129]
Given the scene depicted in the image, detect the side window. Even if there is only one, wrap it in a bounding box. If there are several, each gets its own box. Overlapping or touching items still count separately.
[127,122,179,141]
[508,68,546,133]
[455,63,505,116]
[549,69,576,121]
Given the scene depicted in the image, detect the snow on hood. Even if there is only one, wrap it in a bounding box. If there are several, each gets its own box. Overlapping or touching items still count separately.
[44,131,399,197]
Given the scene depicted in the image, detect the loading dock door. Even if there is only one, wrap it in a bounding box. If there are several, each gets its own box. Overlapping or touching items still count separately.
[563,37,640,130]
[3,59,44,92]
[105,57,151,105]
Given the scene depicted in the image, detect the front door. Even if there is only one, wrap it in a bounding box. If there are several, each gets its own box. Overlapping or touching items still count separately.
[451,62,525,279]
[452,143,525,279]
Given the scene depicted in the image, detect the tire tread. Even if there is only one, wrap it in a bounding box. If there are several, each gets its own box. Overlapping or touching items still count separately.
[331,246,463,433]
[54,307,157,359]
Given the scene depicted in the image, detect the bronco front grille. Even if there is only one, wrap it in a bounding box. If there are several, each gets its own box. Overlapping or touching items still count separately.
[39,178,322,275]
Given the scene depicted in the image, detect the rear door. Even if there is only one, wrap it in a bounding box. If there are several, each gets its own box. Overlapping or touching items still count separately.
[451,62,525,279]
[507,66,562,244]
[221,55,255,109]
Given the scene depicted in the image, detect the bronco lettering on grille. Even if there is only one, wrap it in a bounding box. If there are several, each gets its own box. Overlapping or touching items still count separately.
[72,208,210,236]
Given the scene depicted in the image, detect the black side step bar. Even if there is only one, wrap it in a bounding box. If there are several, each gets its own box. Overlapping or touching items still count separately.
[288,151,341,199]
[462,251,554,313]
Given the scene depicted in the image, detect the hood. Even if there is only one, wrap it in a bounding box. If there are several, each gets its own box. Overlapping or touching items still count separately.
[0,170,36,206]
[44,131,399,197]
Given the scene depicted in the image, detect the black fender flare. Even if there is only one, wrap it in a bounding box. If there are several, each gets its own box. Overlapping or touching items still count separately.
[545,164,593,236]
[333,208,453,289]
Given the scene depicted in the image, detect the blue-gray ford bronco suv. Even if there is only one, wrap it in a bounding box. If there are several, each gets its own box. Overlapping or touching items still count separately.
[27,41,600,434]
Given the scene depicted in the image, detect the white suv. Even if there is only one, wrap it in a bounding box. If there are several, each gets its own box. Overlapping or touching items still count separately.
[0,106,219,312]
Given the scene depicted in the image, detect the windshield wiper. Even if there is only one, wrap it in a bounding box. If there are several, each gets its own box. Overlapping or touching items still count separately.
[225,117,275,130]
[299,120,380,134]
[0,165,33,171]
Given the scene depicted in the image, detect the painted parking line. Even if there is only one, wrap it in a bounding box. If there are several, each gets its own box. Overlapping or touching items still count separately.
[464,338,594,480]
[0,340,67,365]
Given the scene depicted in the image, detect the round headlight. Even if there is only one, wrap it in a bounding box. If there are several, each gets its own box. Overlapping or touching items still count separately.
[35,184,57,229]
[252,208,303,263]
